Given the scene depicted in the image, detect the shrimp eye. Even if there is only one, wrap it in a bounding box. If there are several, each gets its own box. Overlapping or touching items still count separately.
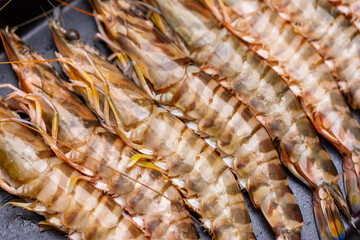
[65,29,80,41]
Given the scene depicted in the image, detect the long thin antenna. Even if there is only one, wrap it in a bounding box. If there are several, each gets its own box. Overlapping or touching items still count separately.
[0,0,13,12]
[12,7,56,29]
[55,0,95,16]
[0,59,62,65]
[45,0,56,10]
[9,0,90,29]
[45,0,65,27]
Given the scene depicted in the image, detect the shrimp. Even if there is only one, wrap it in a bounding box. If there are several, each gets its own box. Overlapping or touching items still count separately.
[0,100,146,240]
[48,20,255,240]
[263,0,360,112]
[201,0,360,218]
[0,28,199,240]
[143,0,356,239]
[90,0,304,239]
[328,0,360,30]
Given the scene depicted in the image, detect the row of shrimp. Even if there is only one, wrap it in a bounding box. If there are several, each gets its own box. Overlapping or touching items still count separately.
[198,0,360,218]
[0,0,359,239]
[89,0,360,239]
[61,1,305,239]
[0,16,256,240]
[0,9,300,240]
[0,27,199,239]
[90,0,306,239]
[49,20,255,240]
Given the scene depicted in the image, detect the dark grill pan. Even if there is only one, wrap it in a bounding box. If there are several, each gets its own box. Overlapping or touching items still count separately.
[0,1,359,239]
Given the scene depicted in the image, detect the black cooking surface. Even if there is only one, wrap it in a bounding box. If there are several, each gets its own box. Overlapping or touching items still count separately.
[0,1,359,239]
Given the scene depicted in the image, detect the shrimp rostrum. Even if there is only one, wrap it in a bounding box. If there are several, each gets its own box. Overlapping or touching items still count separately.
[90,0,304,239]
[142,0,356,239]
[0,28,199,240]
[201,0,360,218]
[0,100,146,240]
[48,20,255,240]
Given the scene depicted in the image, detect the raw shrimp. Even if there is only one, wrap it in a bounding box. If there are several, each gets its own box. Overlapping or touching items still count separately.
[328,0,360,30]
[49,20,255,240]
[0,100,146,240]
[264,0,360,111]
[90,0,303,239]
[144,0,355,239]
[201,0,360,217]
[0,28,199,240]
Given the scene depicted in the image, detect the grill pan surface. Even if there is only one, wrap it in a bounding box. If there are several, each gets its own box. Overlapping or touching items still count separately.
[0,1,359,239]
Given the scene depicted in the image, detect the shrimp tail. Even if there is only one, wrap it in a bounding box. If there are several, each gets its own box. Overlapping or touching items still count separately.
[313,184,353,240]
[343,155,360,217]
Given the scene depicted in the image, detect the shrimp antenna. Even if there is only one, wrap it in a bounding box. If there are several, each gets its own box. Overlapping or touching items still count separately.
[10,5,56,29]
[0,29,64,65]
[0,59,63,65]
[54,0,95,17]
[6,0,84,30]
[44,0,65,29]
[0,0,13,12]
[133,0,161,14]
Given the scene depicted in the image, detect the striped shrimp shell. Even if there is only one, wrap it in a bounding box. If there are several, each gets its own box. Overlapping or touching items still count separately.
[328,0,360,30]
[202,0,360,217]
[264,0,360,111]
[146,0,354,239]
[90,0,303,239]
[50,17,255,240]
[0,100,146,240]
[1,27,199,240]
